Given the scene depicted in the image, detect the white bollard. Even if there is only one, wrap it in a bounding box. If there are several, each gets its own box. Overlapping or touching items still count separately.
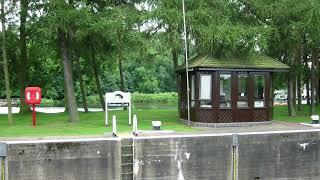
[152,121,161,130]
[133,114,138,136]
[128,104,132,126]
[112,115,117,137]
[311,115,319,124]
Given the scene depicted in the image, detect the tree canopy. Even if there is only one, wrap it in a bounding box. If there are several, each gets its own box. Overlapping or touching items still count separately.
[1,0,319,122]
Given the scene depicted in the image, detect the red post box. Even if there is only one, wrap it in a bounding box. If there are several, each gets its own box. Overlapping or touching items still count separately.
[25,87,42,127]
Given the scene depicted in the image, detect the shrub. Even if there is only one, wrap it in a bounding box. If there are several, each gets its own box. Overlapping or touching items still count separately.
[40,92,178,107]
[132,92,178,103]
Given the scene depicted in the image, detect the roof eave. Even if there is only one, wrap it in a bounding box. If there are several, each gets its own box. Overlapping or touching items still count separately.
[196,67,290,72]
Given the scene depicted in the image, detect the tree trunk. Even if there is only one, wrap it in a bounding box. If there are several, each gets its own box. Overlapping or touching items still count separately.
[75,57,88,112]
[58,28,79,122]
[318,78,320,105]
[310,49,316,115]
[64,82,69,113]
[172,47,181,115]
[118,55,125,91]
[18,0,30,113]
[292,75,297,108]
[172,48,179,77]
[315,54,319,105]
[297,72,302,111]
[288,71,296,117]
[90,44,105,111]
[306,80,310,105]
[116,29,125,92]
[297,44,302,111]
[1,0,13,125]
[304,59,311,105]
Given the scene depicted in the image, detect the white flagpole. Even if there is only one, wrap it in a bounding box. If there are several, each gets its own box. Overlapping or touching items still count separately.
[182,0,190,126]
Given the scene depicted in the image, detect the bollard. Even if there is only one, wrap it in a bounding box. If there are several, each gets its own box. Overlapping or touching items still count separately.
[112,115,117,137]
[0,142,6,180]
[133,114,138,136]
[0,156,4,180]
[0,143,5,157]
[152,121,161,130]
[311,115,319,124]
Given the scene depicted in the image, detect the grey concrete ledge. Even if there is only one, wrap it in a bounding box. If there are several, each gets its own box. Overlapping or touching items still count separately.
[300,123,320,127]
[180,119,272,128]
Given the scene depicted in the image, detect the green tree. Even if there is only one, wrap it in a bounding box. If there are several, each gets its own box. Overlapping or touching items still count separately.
[18,0,30,113]
[48,0,82,122]
[1,0,13,124]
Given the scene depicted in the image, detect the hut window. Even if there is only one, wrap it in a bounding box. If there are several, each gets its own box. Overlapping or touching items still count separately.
[237,73,248,108]
[191,75,195,107]
[220,74,231,108]
[200,74,212,107]
[254,74,265,108]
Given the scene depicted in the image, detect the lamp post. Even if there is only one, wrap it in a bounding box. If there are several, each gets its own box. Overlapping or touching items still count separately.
[182,0,190,126]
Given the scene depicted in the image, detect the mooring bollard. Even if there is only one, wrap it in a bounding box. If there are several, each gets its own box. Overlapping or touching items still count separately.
[0,142,6,179]
[311,115,319,124]
[112,115,117,137]
[133,114,138,136]
[152,121,161,130]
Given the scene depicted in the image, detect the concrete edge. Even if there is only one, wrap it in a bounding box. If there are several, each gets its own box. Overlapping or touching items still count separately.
[134,129,320,139]
[4,137,121,144]
[2,129,320,143]
[300,123,320,127]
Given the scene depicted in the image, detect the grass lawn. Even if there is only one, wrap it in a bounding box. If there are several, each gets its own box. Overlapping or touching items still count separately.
[273,104,320,123]
[0,105,318,138]
[0,109,195,138]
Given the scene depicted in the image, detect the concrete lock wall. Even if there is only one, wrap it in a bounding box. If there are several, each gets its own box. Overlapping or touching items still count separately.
[1,130,320,180]
[133,135,233,180]
[238,131,320,180]
[6,139,122,180]
[134,132,320,180]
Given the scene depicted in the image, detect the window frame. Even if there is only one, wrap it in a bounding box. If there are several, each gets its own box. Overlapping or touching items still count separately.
[237,72,249,109]
[199,73,212,108]
[219,72,232,109]
[191,74,195,108]
[253,73,266,108]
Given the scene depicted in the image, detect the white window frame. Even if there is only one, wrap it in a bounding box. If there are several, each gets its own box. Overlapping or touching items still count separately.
[219,73,232,108]
[254,74,266,108]
[199,74,212,108]
[191,75,195,107]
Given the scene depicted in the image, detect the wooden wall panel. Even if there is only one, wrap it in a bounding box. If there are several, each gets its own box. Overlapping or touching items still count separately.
[199,109,216,123]
[218,110,233,123]
[253,109,268,122]
[180,73,187,120]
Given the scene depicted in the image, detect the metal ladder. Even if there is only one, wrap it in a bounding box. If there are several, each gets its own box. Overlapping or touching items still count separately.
[121,138,134,180]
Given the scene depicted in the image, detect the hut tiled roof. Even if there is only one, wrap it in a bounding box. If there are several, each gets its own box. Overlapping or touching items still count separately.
[177,54,290,71]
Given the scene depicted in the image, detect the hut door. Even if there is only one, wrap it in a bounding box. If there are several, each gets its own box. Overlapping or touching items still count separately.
[236,73,252,122]
[218,73,233,123]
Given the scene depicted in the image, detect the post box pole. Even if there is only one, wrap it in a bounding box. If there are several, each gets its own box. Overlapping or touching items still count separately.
[32,104,36,127]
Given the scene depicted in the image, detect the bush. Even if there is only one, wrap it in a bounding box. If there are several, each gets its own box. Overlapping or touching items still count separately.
[85,95,103,108]
[132,92,178,103]
[40,92,178,107]
[40,98,64,107]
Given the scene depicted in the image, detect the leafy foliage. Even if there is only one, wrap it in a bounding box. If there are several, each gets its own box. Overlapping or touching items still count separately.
[1,0,319,120]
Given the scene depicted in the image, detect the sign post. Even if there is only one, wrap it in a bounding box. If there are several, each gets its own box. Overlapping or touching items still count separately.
[105,91,131,127]
[25,87,42,127]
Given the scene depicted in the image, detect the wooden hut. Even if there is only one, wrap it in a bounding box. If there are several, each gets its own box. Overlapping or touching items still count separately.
[177,54,289,125]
